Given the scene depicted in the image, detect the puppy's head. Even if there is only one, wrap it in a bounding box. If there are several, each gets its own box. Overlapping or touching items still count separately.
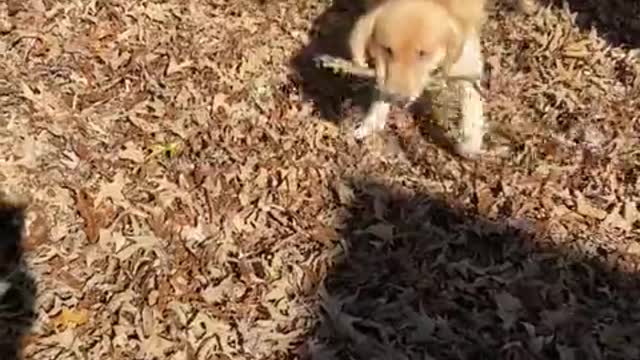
[350,0,464,103]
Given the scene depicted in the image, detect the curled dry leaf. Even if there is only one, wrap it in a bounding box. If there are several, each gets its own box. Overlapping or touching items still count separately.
[575,192,607,220]
[115,234,166,261]
[494,291,523,330]
[201,276,247,305]
[75,189,100,243]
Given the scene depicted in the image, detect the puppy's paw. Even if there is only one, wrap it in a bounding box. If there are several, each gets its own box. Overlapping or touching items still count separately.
[353,123,376,139]
[455,138,484,159]
[353,112,385,139]
[352,56,368,68]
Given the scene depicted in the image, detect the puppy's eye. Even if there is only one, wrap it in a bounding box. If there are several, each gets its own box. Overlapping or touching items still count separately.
[417,50,429,59]
[383,46,393,57]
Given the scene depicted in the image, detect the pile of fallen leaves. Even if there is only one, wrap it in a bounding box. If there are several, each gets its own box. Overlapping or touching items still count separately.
[0,0,639,359]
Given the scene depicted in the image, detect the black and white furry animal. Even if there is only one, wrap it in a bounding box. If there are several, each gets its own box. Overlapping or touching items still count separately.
[0,194,26,299]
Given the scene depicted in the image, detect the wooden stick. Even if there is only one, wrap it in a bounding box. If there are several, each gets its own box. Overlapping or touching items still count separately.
[313,54,484,97]
[313,54,375,78]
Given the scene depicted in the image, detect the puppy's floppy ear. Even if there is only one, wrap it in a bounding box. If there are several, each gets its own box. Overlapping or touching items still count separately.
[349,7,381,67]
[442,19,465,75]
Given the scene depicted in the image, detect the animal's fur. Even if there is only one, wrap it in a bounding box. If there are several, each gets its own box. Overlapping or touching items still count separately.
[349,0,489,157]
[0,193,26,299]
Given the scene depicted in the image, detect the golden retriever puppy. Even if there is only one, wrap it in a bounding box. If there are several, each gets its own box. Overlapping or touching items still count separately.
[350,0,488,157]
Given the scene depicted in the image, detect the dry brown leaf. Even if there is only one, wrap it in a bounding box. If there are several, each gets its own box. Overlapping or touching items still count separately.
[363,223,394,242]
[15,135,38,169]
[96,171,128,206]
[107,49,131,71]
[494,291,522,330]
[128,113,161,133]
[166,57,193,75]
[38,327,76,348]
[154,177,193,209]
[575,192,607,220]
[556,344,577,360]
[201,276,247,304]
[29,0,45,13]
[118,141,146,163]
[310,224,338,246]
[603,204,632,231]
[98,228,128,253]
[625,242,640,256]
[624,201,640,225]
[212,92,231,113]
[139,333,174,358]
[334,181,354,205]
[144,3,171,23]
[115,235,164,261]
[476,186,495,214]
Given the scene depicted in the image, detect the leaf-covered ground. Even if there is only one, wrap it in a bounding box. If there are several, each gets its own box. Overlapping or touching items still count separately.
[1,0,640,359]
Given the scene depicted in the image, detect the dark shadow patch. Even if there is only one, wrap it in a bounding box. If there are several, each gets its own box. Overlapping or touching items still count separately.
[541,0,640,49]
[302,177,640,359]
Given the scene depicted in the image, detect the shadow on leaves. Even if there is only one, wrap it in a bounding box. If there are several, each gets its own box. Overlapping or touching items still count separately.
[305,178,640,359]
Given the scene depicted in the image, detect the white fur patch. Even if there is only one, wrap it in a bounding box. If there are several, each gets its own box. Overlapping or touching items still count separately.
[0,280,10,299]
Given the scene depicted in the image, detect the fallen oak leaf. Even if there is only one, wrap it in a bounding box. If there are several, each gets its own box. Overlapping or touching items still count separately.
[118,141,145,163]
[98,228,128,254]
[95,171,128,207]
[201,276,247,304]
[138,331,174,358]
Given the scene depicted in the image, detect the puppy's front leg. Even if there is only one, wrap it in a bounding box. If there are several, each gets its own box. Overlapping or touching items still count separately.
[456,81,485,157]
[449,35,486,157]
[354,98,390,139]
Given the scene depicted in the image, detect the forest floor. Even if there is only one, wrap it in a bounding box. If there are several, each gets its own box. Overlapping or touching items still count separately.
[1,0,640,359]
